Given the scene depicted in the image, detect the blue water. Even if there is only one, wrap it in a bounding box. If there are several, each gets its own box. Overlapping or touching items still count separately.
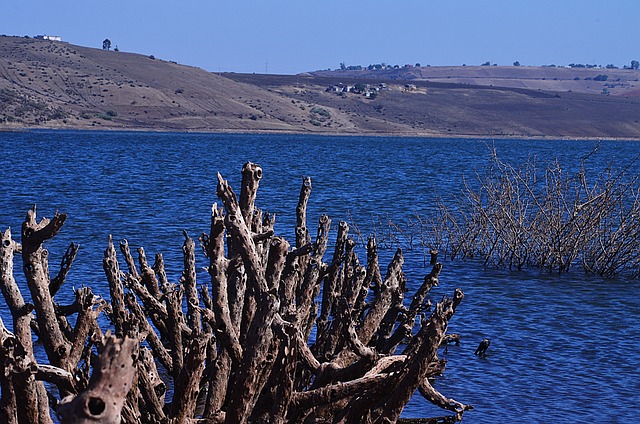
[1,130,639,423]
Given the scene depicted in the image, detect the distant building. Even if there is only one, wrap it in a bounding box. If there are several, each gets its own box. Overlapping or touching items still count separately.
[35,35,62,41]
[325,84,343,93]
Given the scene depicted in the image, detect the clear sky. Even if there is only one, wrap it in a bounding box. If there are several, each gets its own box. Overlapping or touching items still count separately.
[2,0,638,74]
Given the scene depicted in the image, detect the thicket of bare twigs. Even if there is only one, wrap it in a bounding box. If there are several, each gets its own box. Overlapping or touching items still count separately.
[370,147,640,278]
[0,163,470,423]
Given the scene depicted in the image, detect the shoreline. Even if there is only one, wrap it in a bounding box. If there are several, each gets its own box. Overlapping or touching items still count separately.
[3,124,640,142]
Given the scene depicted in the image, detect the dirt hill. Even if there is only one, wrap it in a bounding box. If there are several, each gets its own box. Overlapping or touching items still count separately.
[0,36,328,133]
[1,36,640,138]
[311,65,640,97]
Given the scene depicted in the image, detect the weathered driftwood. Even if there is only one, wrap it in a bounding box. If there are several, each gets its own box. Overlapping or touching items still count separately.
[0,162,470,423]
[59,335,137,424]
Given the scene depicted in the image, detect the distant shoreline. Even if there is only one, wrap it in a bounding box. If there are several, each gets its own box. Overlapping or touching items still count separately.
[4,125,639,142]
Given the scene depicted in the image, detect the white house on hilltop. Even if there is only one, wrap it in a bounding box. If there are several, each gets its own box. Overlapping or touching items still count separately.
[35,35,62,41]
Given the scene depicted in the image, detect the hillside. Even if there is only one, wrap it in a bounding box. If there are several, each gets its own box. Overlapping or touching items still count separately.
[0,36,326,133]
[311,65,640,97]
[1,36,640,138]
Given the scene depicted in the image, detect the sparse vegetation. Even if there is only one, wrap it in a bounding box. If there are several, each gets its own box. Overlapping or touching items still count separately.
[353,83,367,93]
[310,107,330,118]
[47,107,67,120]
[96,111,117,121]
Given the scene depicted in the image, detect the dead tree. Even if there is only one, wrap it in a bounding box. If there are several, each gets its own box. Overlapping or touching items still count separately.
[0,162,471,423]
[58,335,137,424]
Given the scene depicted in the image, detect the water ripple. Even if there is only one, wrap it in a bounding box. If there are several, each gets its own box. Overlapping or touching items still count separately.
[1,130,640,423]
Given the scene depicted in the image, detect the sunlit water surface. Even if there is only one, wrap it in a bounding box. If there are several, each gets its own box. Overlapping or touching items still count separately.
[1,130,639,423]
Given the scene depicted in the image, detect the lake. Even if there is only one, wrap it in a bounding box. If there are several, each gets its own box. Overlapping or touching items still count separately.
[1,130,639,423]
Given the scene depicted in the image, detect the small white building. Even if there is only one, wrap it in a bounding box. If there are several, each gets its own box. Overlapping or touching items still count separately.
[37,35,62,42]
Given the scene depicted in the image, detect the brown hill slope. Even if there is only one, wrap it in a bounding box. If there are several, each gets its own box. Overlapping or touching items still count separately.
[1,36,640,138]
[226,73,640,138]
[0,36,326,132]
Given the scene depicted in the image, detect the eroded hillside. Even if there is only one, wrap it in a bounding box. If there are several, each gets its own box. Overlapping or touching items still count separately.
[0,36,336,132]
[1,36,640,138]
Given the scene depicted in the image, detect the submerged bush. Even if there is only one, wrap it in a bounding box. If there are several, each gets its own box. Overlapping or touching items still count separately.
[373,146,640,278]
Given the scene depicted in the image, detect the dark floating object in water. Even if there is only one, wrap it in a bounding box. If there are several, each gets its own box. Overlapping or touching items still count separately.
[474,338,491,357]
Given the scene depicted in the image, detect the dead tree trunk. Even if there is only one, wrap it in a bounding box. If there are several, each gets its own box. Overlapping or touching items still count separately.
[0,162,471,423]
[1,227,53,424]
[59,336,137,424]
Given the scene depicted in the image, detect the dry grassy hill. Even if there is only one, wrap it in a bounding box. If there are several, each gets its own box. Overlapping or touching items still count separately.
[1,36,640,138]
[0,36,327,132]
[226,73,640,138]
[312,65,640,97]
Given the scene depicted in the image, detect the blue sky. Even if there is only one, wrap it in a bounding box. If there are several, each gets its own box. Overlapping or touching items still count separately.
[2,0,638,74]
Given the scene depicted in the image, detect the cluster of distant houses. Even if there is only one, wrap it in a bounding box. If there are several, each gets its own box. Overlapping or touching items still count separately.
[341,63,420,71]
[326,82,420,98]
[325,82,389,98]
